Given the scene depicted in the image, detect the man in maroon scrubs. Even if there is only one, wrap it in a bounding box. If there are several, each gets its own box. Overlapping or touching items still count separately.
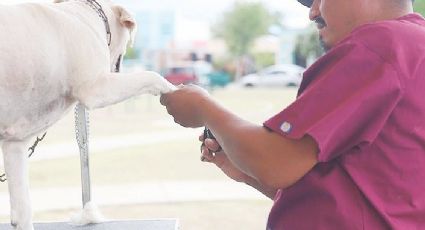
[160,0,425,229]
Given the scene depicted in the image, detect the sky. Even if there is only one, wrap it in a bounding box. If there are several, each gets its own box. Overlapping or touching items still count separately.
[112,0,311,28]
[0,0,311,41]
[1,0,310,26]
[114,0,311,42]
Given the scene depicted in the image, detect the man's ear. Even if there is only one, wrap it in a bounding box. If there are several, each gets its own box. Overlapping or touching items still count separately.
[112,5,137,47]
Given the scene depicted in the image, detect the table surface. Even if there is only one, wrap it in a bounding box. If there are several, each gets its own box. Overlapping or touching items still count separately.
[0,219,179,230]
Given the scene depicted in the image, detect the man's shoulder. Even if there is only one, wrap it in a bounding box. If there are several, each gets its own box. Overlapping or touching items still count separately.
[335,14,425,67]
[348,14,425,49]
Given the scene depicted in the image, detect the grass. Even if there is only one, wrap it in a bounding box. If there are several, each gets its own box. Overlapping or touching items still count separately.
[0,87,297,230]
[25,139,227,188]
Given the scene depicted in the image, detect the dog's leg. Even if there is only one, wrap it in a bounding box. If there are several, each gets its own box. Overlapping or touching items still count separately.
[2,140,34,230]
[76,71,176,109]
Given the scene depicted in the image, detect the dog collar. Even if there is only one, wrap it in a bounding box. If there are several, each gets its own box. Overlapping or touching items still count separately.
[84,0,112,46]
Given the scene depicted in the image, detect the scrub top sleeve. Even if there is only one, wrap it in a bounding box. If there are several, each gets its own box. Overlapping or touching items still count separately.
[264,42,403,162]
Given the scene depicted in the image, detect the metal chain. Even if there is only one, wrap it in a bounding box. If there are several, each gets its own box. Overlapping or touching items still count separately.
[0,132,47,183]
[0,173,5,182]
[28,132,47,158]
[74,104,90,149]
[83,0,111,46]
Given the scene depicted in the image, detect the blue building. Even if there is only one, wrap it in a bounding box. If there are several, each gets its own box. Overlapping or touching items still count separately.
[131,10,176,70]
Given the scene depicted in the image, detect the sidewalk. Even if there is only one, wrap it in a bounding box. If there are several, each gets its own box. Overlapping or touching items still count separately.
[29,128,200,161]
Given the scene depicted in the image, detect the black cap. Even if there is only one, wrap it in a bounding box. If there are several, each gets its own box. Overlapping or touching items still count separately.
[298,0,313,7]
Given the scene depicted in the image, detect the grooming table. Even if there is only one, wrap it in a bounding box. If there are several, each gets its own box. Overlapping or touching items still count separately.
[0,219,179,230]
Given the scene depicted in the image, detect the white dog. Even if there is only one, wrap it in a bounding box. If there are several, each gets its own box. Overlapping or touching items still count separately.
[0,0,176,229]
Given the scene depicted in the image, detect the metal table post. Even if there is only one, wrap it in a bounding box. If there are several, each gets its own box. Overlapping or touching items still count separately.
[75,104,91,206]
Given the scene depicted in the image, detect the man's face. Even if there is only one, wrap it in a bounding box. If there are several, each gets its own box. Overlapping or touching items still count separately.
[309,0,372,51]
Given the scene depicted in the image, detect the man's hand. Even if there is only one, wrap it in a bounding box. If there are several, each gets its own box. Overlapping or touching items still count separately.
[160,85,210,128]
[199,133,278,199]
[199,133,250,183]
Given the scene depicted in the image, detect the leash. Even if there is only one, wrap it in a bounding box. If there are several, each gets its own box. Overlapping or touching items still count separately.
[53,0,112,46]
[0,132,47,183]
[83,0,112,46]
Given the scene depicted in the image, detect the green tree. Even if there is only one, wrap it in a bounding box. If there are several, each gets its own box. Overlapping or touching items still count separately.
[213,2,275,56]
[414,0,425,15]
[124,46,139,60]
[212,2,278,77]
[293,25,324,67]
[253,52,276,69]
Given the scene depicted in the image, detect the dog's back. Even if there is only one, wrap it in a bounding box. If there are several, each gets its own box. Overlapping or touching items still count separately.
[0,2,107,141]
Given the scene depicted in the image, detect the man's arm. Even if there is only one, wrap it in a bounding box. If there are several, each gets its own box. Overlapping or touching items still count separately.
[244,175,278,199]
[205,109,318,189]
[201,137,278,199]
[161,85,319,190]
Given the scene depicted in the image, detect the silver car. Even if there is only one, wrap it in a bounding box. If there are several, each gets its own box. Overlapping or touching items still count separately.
[239,64,305,87]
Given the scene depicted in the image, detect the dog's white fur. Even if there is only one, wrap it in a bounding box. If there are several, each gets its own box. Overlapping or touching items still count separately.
[0,0,175,229]
[70,201,106,225]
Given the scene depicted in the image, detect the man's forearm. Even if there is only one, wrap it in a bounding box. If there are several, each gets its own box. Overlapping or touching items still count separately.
[201,99,318,190]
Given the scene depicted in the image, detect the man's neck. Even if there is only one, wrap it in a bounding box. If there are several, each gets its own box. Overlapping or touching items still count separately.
[374,2,414,21]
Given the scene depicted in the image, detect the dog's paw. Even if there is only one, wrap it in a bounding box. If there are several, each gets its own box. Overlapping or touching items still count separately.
[10,222,34,230]
[143,71,177,95]
[145,82,176,96]
[154,77,177,95]
[10,210,18,228]
[70,202,105,226]
[156,80,177,95]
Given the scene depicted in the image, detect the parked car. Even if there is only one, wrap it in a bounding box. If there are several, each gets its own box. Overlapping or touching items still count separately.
[192,61,232,88]
[206,70,231,87]
[238,64,305,87]
[164,65,198,85]
[192,61,213,88]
